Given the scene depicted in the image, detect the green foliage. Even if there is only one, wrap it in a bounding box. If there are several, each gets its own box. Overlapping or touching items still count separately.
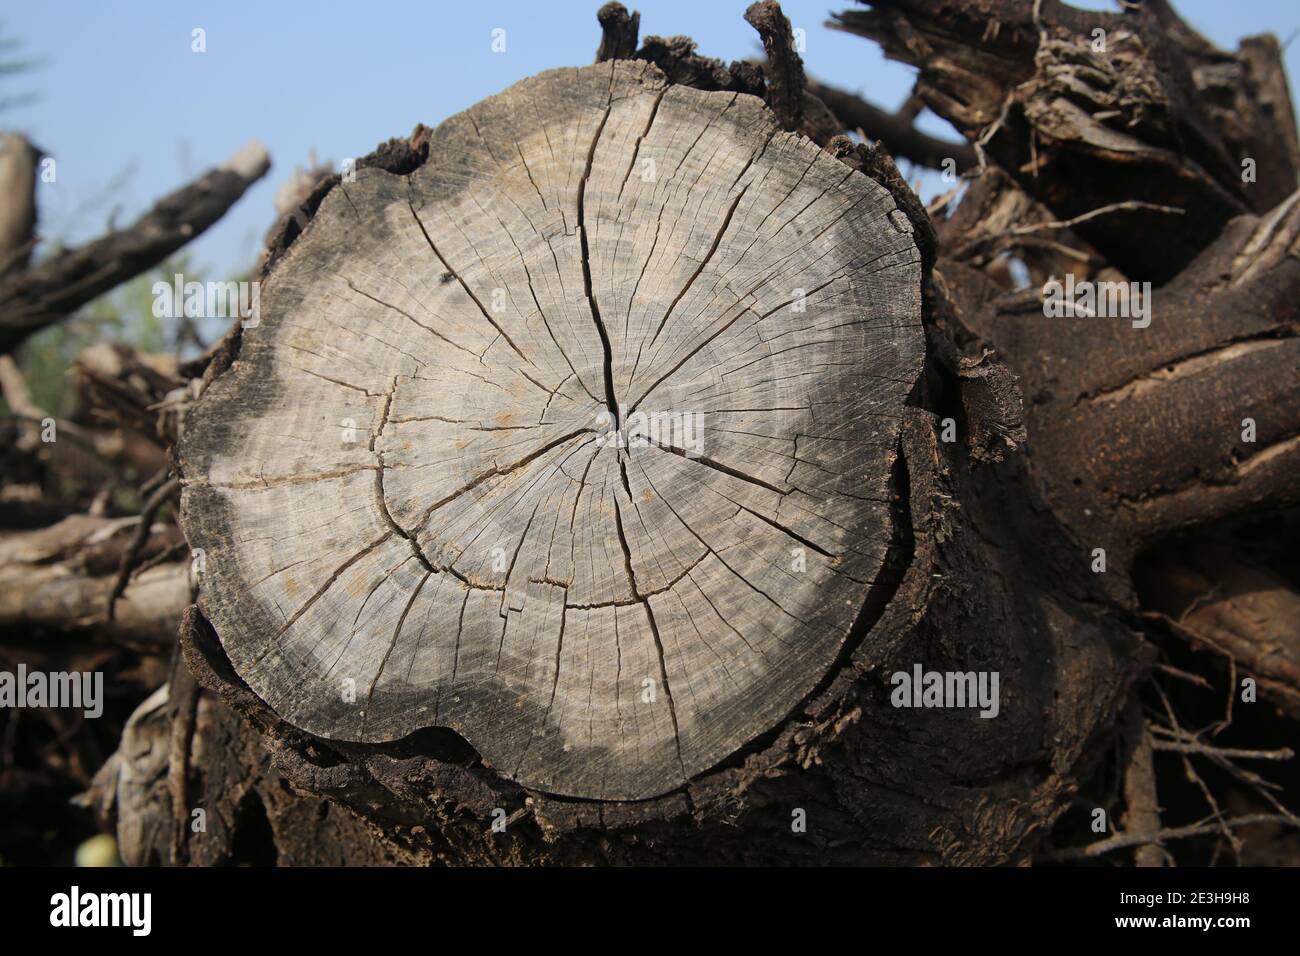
[16,256,198,415]
[0,18,43,113]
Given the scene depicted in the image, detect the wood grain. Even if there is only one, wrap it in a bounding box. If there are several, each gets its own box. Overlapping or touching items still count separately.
[179,61,922,800]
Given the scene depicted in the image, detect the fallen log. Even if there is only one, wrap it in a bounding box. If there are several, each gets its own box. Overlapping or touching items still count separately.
[174,59,1139,863]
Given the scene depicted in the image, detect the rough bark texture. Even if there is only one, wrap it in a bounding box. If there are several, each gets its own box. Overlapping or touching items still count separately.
[163,59,1146,862]
[831,0,1300,282]
[595,1,640,63]
[81,667,409,867]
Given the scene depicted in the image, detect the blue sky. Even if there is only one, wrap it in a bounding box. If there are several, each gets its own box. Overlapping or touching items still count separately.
[6,0,1298,279]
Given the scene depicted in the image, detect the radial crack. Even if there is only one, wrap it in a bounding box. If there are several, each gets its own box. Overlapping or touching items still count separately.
[577,104,621,428]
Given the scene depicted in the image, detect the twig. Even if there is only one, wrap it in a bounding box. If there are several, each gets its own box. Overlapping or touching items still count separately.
[1150,705,1300,826]
[1008,201,1184,236]
[1150,739,1294,761]
[1151,682,1239,858]
[105,476,181,621]
[1049,814,1298,861]
[1153,662,1213,689]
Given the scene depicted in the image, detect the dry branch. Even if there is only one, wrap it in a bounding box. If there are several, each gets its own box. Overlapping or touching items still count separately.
[1120,701,1166,866]
[1050,814,1296,862]
[0,141,269,354]
[745,1,806,132]
[0,515,189,645]
[806,79,976,171]
[831,0,1300,281]
[0,132,39,277]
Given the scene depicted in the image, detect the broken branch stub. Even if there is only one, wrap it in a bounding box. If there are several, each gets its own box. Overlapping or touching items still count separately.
[178,61,923,801]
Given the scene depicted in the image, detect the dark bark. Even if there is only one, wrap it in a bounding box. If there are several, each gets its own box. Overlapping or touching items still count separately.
[940,188,1300,565]
[631,34,765,97]
[831,0,1299,283]
[0,141,269,354]
[595,2,640,62]
[807,79,977,171]
[82,647,409,866]
[744,1,806,132]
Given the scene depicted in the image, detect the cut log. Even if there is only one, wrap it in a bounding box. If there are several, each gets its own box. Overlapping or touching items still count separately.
[66,0,1290,868]
[179,61,923,801]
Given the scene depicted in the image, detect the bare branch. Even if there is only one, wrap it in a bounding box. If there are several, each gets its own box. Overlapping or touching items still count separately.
[807,78,976,171]
[1120,701,1167,867]
[1050,814,1299,861]
[0,140,270,354]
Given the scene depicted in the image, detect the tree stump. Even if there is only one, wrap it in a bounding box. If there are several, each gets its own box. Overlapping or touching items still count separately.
[179,61,923,802]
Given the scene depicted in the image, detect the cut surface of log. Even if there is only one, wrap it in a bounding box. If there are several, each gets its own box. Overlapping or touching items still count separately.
[179,61,922,800]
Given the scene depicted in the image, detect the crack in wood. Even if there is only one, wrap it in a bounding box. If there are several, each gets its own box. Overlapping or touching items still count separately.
[178,61,922,800]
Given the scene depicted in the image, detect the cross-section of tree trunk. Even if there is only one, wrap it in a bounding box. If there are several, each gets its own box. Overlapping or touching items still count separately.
[178,61,923,801]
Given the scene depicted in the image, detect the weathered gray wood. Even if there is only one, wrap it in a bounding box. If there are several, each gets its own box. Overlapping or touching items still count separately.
[179,60,922,800]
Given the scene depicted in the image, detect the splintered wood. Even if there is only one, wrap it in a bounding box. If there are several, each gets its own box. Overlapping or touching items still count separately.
[179,61,922,800]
